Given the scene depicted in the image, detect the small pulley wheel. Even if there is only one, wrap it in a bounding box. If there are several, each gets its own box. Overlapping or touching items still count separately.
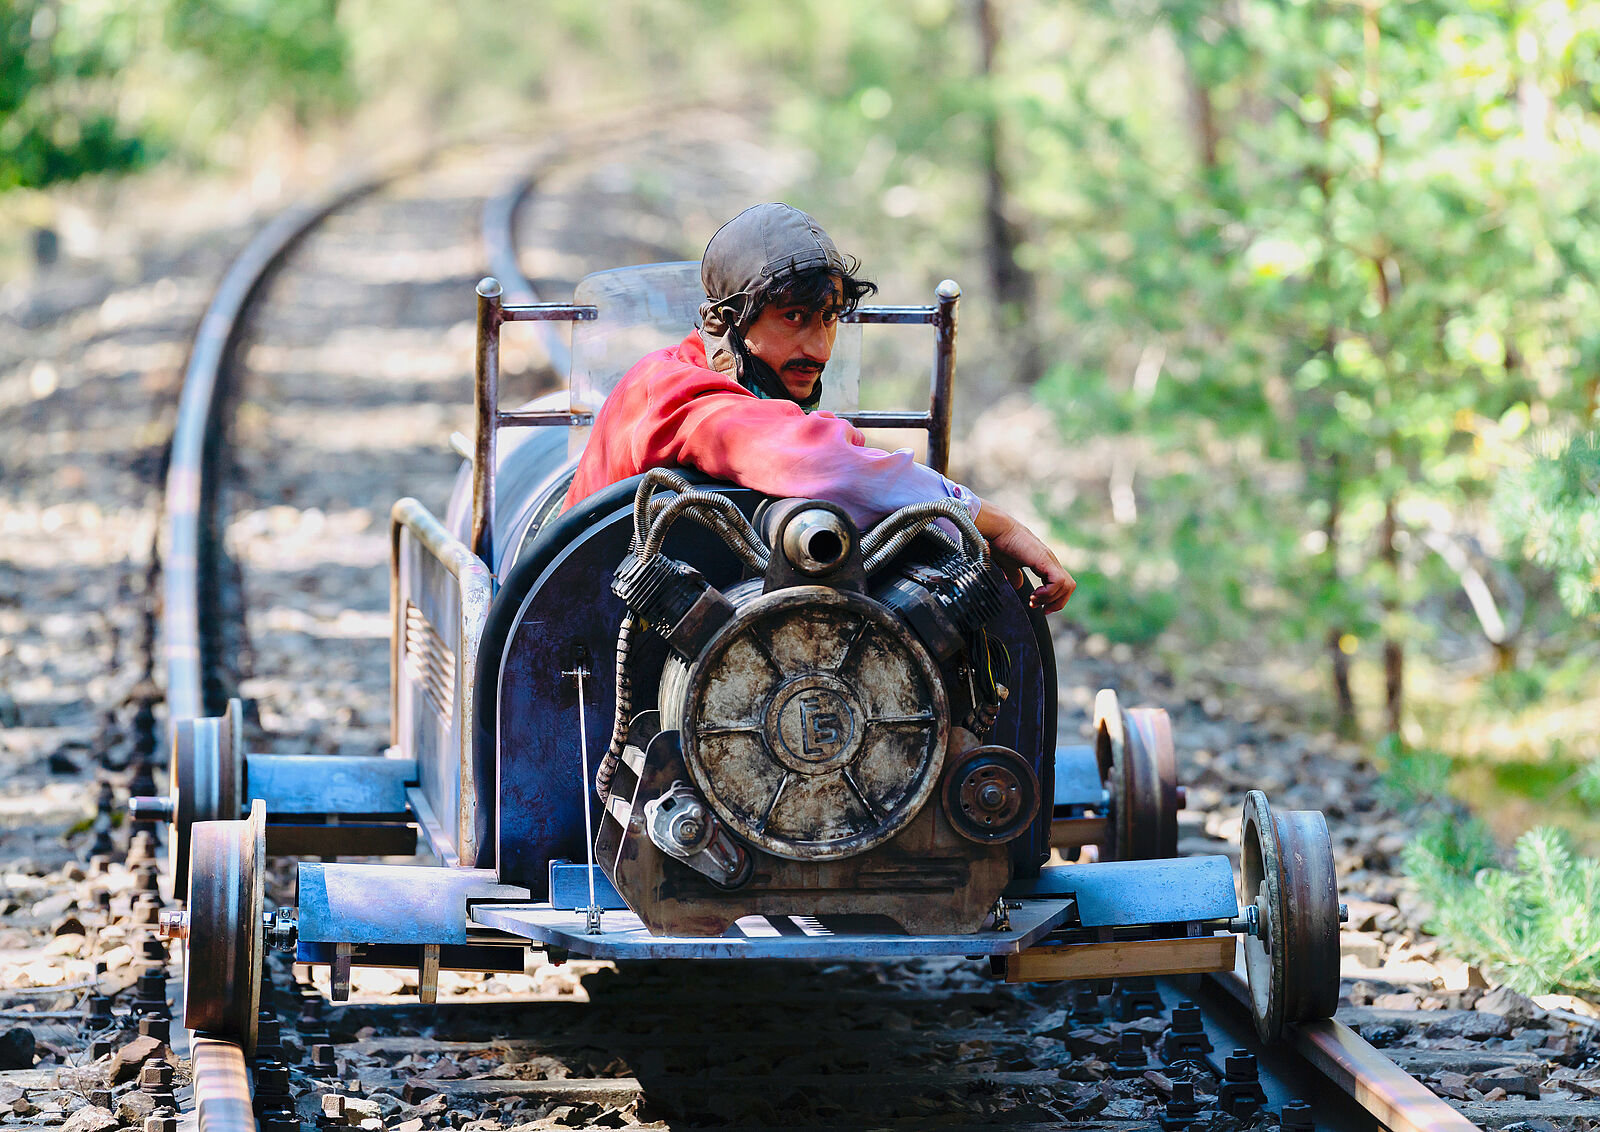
[171,698,245,890]
[943,745,1040,844]
[1093,690,1179,860]
[183,798,265,1052]
[1239,790,1340,1042]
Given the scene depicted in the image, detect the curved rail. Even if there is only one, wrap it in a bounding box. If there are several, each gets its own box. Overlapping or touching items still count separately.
[163,167,420,1132]
[163,170,409,728]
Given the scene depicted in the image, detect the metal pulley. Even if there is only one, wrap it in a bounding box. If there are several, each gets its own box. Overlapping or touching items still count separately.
[942,745,1040,844]
[664,585,948,861]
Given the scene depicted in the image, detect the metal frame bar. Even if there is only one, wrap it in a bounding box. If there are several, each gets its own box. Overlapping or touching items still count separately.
[469,275,962,570]
[390,498,494,866]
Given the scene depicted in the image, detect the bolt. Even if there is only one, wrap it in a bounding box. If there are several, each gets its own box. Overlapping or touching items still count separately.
[89,1039,114,1060]
[132,893,161,925]
[309,1043,338,1078]
[83,993,115,1028]
[138,1061,176,1107]
[1161,1079,1203,1131]
[137,1015,171,1043]
[88,1089,113,1109]
[1067,985,1104,1022]
[126,831,157,867]
[145,1115,177,1132]
[1112,1030,1148,1079]
[978,782,1006,810]
[156,908,188,942]
[133,969,171,1017]
[135,864,161,894]
[1112,975,1164,1022]
[88,853,111,876]
[1161,1000,1213,1064]
[1219,1048,1267,1119]
[1282,1099,1315,1131]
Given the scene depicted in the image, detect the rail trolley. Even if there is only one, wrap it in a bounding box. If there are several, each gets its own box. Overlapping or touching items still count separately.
[138,262,1343,1051]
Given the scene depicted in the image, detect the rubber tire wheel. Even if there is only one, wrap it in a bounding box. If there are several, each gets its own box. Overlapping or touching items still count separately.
[1240,790,1340,1042]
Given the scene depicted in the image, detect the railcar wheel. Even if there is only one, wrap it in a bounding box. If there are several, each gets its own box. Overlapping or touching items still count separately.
[1093,690,1179,860]
[1239,790,1340,1043]
[183,799,264,1052]
[171,699,244,889]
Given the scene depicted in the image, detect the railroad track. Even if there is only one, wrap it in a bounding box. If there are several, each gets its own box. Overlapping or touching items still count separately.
[117,127,1600,1132]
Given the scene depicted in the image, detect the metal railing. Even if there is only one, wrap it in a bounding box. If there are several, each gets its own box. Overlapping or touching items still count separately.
[468,275,961,572]
[390,498,495,867]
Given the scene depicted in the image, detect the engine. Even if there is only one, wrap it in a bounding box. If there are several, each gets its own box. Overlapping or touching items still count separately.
[593,472,1042,936]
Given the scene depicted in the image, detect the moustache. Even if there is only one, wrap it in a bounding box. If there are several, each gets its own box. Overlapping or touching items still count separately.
[783,360,825,375]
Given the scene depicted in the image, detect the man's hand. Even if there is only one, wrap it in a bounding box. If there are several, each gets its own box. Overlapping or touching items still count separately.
[972,499,1076,614]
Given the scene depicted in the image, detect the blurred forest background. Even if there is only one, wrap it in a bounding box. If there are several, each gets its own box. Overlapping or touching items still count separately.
[4,0,1598,978]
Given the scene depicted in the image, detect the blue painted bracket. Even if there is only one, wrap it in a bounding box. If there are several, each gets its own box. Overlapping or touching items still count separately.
[1004,856,1238,927]
[295,863,528,954]
[1053,744,1103,810]
[247,753,416,815]
[547,860,627,911]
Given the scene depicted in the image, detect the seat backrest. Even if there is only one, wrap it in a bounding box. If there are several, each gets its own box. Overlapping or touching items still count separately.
[566,262,862,454]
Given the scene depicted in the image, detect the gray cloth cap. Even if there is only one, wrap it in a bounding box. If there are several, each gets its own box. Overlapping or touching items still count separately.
[699,203,846,332]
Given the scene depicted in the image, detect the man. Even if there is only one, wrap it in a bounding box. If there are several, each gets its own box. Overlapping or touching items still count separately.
[564,203,1074,614]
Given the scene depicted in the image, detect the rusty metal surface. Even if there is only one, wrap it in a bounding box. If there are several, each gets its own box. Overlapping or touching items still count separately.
[675,585,949,861]
[599,726,1009,937]
[1240,791,1341,1042]
[190,1037,253,1132]
[468,898,1072,959]
[391,498,494,866]
[184,801,263,1051]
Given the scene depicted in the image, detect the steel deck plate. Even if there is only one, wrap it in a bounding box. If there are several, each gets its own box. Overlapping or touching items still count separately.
[468,899,1074,960]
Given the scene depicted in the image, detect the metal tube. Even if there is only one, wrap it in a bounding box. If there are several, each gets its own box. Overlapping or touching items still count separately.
[501,303,599,322]
[837,411,933,430]
[472,277,503,571]
[929,279,960,475]
[191,1037,253,1132]
[497,409,594,428]
[845,306,939,325]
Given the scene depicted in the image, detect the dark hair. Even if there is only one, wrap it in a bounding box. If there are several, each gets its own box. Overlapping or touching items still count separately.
[753,257,877,324]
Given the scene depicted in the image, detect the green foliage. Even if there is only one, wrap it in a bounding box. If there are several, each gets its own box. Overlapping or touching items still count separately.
[1375,736,1454,811]
[0,1,151,190]
[1404,822,1600,997]
[1495,431,1600,621]
[1,0,351,194]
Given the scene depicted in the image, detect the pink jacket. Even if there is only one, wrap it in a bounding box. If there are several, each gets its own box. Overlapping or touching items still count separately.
[564,331,976,529]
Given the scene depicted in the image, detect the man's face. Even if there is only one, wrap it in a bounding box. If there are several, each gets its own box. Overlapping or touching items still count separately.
[742,278,843,400]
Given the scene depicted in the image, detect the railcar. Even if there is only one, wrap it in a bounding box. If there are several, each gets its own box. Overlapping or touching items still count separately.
[139,262,1342,1051]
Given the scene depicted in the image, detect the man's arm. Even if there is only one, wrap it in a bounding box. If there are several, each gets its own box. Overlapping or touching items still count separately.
[972,500,1076,614]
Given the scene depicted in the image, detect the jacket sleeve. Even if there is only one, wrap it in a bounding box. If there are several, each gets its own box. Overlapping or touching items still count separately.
[634,366,978,529]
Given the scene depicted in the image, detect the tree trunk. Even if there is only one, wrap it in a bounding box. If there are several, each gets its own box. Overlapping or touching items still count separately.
[1381,497,1403,736]
[1323,461,1357,737]
[974,0,1040,383]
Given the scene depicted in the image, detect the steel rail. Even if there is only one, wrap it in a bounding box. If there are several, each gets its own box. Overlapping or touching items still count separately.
[163,168,411,730]
[164,165,425,1132]
[1208,967,1482,1132]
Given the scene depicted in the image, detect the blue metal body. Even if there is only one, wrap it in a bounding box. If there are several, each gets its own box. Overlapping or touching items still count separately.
[1004,856,1238,926]
[246,754,415,816]
[473,474,1058,898]
[1052,744,1102,810]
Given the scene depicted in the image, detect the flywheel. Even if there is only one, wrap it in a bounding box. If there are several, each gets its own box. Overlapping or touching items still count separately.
[674,586,948,861]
